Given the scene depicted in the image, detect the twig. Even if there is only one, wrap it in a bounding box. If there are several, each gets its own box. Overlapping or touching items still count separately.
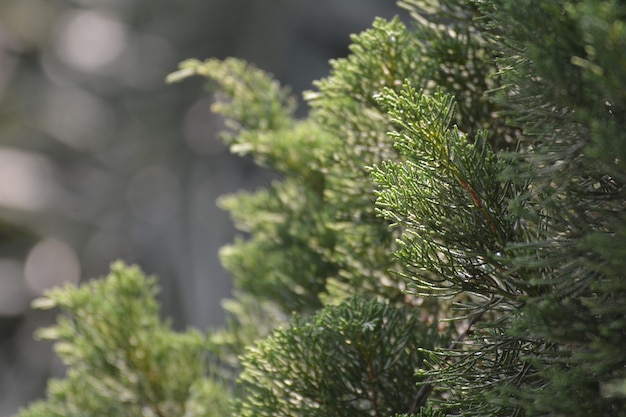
[408,308,487,414]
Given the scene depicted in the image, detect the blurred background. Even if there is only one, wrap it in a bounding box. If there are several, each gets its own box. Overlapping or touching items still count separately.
[0,0,402,414]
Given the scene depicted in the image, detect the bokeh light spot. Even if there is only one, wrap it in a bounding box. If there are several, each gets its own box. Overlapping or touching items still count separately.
[53,9,127,72]
[24,237,81,296]
[0,148,54,211]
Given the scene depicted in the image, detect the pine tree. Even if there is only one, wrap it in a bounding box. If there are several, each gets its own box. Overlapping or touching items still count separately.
[16,0,626,416]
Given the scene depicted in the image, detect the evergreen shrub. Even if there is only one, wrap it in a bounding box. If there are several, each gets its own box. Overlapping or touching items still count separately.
[17,0,626,416]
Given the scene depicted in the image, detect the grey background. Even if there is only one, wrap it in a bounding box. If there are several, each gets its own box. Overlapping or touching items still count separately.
[0,1,404,415]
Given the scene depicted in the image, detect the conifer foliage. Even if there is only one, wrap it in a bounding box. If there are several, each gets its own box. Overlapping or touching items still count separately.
[237,297,444,417]
[17,0,626,416]
[20,262,229,417]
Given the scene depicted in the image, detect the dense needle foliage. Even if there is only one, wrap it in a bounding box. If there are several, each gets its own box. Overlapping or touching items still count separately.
[17,0,626,416]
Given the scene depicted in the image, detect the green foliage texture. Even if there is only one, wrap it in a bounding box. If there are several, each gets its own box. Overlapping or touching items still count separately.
[21,262,229,417]
[18,0,626,416]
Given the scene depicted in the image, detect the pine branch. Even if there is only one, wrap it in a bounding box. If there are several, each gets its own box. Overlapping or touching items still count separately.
[455,175,498,234]
[408,297,501,414]
[365,350,382,417]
